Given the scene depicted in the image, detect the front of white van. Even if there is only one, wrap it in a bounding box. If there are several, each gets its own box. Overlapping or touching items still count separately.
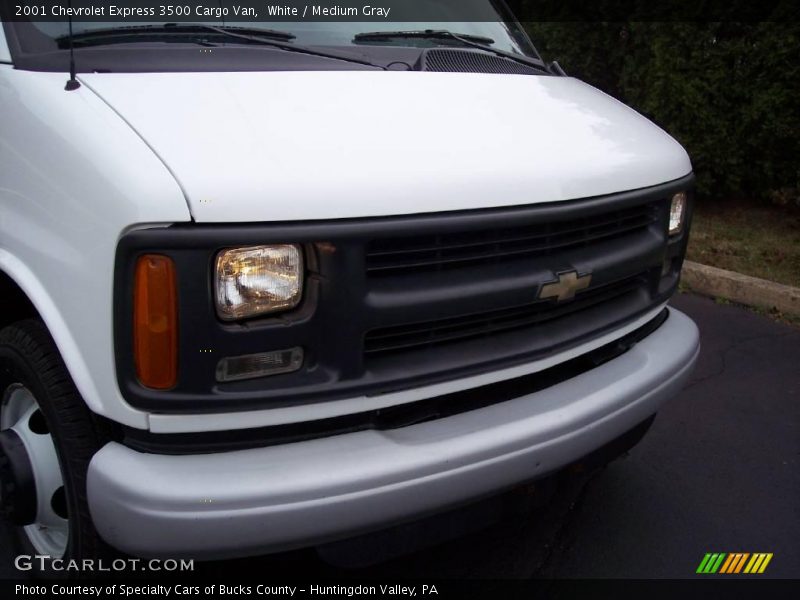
[0,7,698,560]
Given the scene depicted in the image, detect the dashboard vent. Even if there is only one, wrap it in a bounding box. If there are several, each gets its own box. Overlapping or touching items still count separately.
[420,49,543,75]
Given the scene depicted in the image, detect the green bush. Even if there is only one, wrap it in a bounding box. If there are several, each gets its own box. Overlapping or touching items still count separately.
[524,22,800,202]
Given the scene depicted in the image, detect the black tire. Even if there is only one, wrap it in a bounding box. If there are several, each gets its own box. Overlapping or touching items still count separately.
[0,319,111,573]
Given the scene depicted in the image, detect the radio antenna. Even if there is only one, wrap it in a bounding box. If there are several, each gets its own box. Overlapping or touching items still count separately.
[65,0,80,91]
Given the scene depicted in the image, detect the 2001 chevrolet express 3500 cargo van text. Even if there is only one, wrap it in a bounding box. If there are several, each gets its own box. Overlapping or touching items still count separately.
[0,4,699,563]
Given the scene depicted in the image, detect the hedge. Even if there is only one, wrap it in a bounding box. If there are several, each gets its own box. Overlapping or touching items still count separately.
[523,22,800,203]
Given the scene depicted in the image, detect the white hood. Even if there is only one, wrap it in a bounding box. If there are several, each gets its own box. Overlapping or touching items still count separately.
[81,71,691,222]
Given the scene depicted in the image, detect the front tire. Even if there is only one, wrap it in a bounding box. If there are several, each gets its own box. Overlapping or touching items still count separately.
[0,319,109,569]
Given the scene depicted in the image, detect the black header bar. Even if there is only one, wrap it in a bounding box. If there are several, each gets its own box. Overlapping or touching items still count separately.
[1,0,797,23]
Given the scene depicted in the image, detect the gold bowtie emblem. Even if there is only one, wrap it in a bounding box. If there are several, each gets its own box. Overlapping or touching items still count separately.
[538,271,592,302]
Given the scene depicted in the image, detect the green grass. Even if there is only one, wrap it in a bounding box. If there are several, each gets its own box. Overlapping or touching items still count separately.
[687,201,800,288]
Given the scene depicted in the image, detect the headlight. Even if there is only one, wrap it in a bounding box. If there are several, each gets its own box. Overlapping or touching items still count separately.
[669,192,688,235]
[215,245,303,321]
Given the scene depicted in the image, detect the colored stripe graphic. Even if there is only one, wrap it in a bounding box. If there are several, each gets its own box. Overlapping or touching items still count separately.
[744,553,774,574]
[696,553,713,574]
[758,554,774,573]
[744,554,761,573]
[698,552,773,575]
[733,553,750,573]
[697,553,727,574]
[719,554,736,574]
[720,553,744,573]
[710,553,726,573]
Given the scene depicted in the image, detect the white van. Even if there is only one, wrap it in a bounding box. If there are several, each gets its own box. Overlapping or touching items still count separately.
[0,7,699,563]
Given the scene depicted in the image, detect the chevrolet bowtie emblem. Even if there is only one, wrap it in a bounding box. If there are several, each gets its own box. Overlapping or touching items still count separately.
[538,270,592,302]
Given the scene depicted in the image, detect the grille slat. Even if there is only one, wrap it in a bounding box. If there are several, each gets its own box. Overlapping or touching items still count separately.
[365,274,647,356]
[365,227,642,272]
[366,202,659,275]
[367,212,653,258]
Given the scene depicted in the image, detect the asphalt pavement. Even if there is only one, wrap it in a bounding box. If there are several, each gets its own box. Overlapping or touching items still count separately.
[2,292,798,579]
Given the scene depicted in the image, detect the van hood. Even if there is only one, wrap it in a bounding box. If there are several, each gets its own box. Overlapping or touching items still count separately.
[81,71,691,223]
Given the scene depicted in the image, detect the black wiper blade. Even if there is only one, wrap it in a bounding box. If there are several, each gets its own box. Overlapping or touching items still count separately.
[164,23,298,41]
[354,30,495,45]
[355,29,549,73]
[193,23,383,69]
[56,24,383,70]
[56,24,295,48]
[181,24,296,41]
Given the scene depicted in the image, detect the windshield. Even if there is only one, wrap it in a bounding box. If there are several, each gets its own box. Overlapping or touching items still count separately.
[28,20,534,54]
[4,1,540,72]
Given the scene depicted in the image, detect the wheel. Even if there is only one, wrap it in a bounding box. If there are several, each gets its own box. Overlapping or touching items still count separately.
[0,319,109,567]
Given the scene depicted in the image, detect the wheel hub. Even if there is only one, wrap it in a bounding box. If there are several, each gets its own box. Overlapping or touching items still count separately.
[0,428,37,525]
[0,384,68,556]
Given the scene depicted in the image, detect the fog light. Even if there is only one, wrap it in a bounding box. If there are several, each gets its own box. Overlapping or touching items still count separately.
[216,348,304,382]
[669,192,687,235]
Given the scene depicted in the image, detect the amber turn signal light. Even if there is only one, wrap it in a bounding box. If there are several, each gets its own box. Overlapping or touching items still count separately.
[133,254,178,389]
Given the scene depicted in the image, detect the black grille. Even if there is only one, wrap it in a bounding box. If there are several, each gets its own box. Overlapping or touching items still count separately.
[365,273,648,356]
[422,49,543,76]
[366,201,660,276]
[114,173,692,414]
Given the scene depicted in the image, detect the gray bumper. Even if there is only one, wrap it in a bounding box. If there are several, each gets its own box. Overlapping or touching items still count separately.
[88,308,699,559]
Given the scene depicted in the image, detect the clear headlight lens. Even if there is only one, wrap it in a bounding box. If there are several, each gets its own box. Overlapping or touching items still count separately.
[215,245,303,321]
[669,192,688,235]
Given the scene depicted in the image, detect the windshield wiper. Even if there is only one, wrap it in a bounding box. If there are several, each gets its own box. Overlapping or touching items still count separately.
[57,24,296,47]
[57,24,384,70]
[354,30,496,46]
[353,29,549,73]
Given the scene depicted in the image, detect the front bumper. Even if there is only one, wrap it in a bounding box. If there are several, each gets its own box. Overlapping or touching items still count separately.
[87,307,699,559]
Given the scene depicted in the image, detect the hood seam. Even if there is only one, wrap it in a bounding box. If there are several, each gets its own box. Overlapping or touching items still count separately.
[78,75,197,222]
